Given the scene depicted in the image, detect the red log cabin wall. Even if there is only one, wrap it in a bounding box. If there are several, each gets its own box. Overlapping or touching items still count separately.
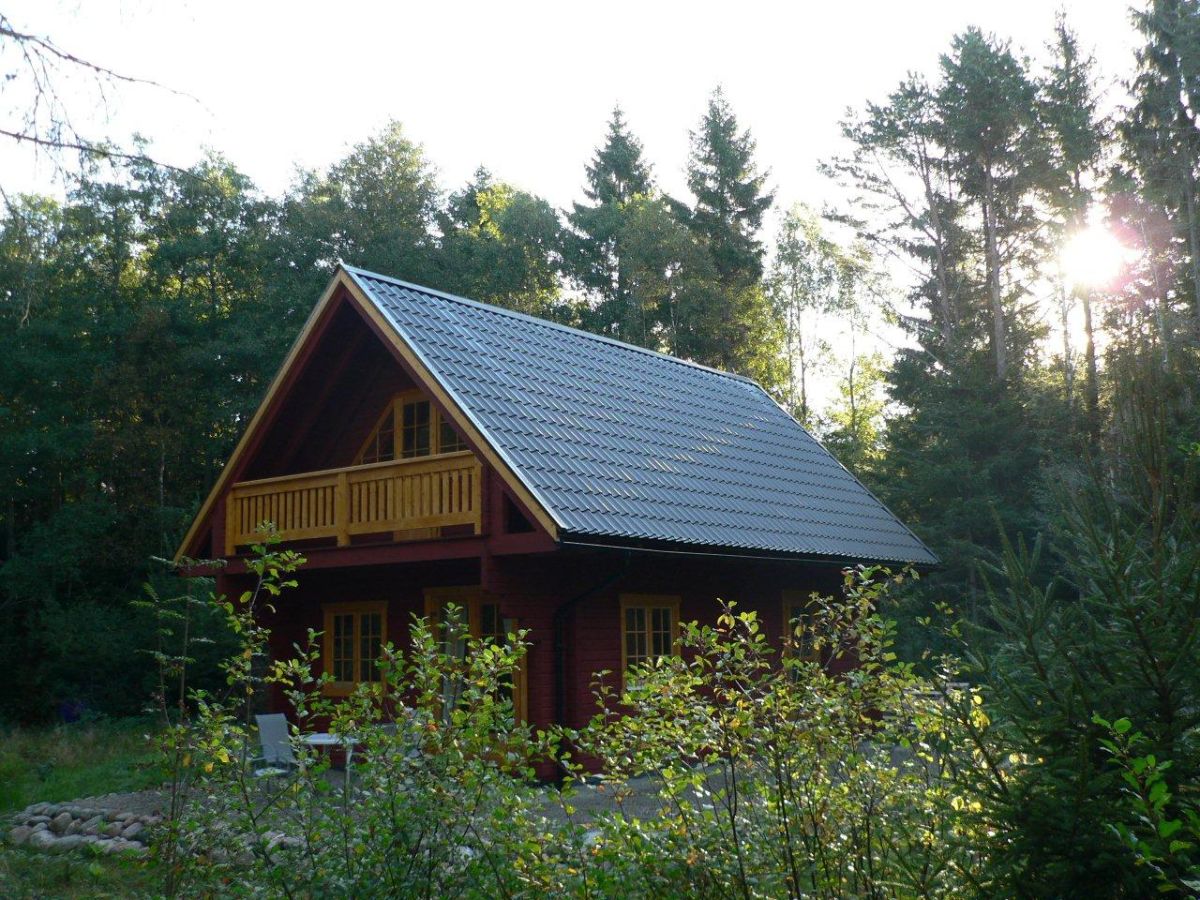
[219,550,847,736]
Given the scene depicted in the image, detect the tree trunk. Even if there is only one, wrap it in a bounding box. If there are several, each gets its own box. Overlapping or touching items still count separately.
[1059,281,1074,414]
[1080,287,1100,443]
[1186,167,1200,334]
[919,150,955,345]
[983,170,1007,382]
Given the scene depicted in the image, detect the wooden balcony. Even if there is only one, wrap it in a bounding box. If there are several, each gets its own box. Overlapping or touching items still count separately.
[224,451,483,554]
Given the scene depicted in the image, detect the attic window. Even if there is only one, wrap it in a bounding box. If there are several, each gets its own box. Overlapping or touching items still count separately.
[360,409,395,465]
[356,392,469,465]
[401,400,431,458]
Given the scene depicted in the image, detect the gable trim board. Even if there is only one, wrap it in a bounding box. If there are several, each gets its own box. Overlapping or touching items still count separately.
[177,265,938,567]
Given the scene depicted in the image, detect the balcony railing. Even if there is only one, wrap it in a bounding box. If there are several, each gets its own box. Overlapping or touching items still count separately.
[224,451,482,554]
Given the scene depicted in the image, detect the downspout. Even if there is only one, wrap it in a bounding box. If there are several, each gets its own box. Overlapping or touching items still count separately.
[553,550,632,729]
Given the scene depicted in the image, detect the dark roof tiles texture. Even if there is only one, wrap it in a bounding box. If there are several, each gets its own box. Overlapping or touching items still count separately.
[347,267,937,565]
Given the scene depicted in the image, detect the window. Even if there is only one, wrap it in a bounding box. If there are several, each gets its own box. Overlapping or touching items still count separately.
[322,602,387,695]
[355,392,468,465]
[423,586,527,722]
[782,591,820,662]
[401,399,431,458]
[620,594,680,673]
[359,409,395,465]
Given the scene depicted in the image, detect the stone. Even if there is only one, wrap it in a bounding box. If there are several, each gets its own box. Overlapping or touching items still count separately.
[103,822,123,838]
[103,839,147,857]
[120,822,144,841]
[28,830,58,851]
[8,825,33,846]
[81,835,98,845]
[27,815,51,826]
[115,811,135,823]
[50,812,73,833]
[65,819,82,836]
[31,822,48,833]
[81,815,104,834]
[49,834,84,854]
[92,839,114,853]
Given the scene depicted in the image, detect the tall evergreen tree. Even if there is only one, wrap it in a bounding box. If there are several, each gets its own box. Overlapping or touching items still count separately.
[938,29,1051,383]
[671,89,783,387]
[1123,0,1200,332]
[1041,16,1107,438]
[678,87,774,289]
[567,107,656,341]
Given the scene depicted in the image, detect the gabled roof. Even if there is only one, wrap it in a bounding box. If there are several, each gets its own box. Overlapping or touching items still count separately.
[343,266,937,565]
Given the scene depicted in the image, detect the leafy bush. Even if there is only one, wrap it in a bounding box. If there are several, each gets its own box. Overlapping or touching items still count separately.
[572,567,987,898]
[145,545,991,898]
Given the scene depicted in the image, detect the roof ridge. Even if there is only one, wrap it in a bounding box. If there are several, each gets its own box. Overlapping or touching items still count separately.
[341,264,761,387]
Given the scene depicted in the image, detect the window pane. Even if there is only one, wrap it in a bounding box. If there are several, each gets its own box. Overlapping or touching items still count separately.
[361,410,395,464]
[625,607,647,667]
[439,417,466,453]
[402,401,432,457]
[360,612,382,682]
[481,603,501,640]
[651,607,672,657]
[333,613,355,682]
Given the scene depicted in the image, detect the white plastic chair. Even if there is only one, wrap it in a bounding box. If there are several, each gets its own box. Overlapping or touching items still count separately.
[254,713,297,778]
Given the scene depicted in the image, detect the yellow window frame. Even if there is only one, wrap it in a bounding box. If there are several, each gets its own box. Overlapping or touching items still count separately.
[619,593,681,679]
[321,601,388,696]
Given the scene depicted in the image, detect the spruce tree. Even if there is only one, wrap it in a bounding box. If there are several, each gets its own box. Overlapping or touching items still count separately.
[567,107,654,341]
[1041,16,1106,438]
[671,88,783,387]
[679,87,774,290]
[1123,0,1200,332]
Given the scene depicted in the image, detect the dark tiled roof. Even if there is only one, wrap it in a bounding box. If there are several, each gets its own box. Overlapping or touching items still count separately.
[346,266,937,565]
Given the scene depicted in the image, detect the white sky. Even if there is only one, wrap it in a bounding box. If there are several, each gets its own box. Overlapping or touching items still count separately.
[3,0,1139,211]
[1,0,1143,414]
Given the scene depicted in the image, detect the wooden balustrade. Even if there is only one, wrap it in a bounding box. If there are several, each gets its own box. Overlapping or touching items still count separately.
[224,451,483,554]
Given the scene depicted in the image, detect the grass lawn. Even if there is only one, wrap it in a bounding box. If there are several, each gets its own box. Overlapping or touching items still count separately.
[0,717,165,897]
[0,845,161,899]
[0,716,163,814]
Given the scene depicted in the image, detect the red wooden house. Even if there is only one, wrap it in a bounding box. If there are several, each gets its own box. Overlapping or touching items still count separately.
[176,265,936,734]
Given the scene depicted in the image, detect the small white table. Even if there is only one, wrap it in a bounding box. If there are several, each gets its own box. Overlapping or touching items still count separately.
[301,732,357,784]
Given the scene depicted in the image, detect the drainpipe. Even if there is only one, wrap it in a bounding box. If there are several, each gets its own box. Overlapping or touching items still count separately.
[552,550,632,729]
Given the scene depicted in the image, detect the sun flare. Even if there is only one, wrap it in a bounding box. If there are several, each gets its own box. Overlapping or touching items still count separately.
[1060,226,1127,290]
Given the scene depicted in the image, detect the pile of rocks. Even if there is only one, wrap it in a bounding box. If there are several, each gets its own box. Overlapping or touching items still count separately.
[7,802,159,856]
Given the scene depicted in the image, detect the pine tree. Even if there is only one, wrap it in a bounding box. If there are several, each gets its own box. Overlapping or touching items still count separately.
[567,107,655,341]
[671,88,783,387]
[1041,16,1106,438]
[938,29,1050,383]
[679,87,774,290]
[1123,0,1200,332]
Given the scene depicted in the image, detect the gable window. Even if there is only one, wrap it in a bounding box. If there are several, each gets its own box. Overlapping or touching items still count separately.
[356,392,468,465]
[782,590,820,662]
[359,409,395,465]
[620,594,680,674]
[322,601,387,695]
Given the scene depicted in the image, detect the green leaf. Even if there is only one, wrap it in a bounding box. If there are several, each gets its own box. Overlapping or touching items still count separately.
[1159,818,1182,839]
